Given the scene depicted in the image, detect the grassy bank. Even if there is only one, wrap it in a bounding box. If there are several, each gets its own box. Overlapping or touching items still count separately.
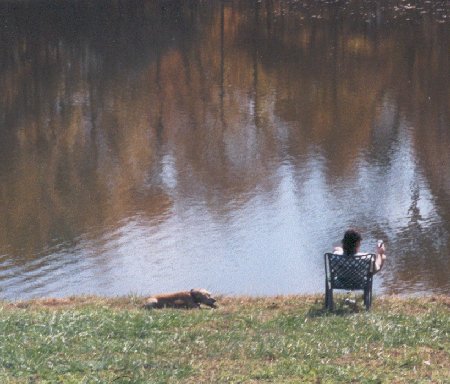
[0,295,449,383]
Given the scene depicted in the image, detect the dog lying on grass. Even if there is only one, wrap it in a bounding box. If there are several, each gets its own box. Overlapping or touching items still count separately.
[143,289,217,309]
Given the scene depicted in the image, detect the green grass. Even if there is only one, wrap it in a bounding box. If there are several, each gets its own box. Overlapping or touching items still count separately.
[0,295,449,383]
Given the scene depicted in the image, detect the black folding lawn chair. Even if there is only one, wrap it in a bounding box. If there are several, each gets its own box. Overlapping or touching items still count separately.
[324,253,376,311]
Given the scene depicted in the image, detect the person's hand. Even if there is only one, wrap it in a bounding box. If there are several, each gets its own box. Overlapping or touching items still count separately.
[378,242,386,259]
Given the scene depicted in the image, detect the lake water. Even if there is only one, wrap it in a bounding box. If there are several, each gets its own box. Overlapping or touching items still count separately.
[0,0,449,300]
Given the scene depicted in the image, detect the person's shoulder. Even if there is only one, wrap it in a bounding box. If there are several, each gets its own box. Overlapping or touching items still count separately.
[333,247,343,254]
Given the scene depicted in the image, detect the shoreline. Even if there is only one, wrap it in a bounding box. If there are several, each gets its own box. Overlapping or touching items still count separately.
[3,292,449,309]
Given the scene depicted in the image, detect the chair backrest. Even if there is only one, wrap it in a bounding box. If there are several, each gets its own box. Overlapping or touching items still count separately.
[324,253,376,290]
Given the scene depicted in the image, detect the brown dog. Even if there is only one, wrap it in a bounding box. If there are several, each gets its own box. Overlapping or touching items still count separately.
[143,289,217,309]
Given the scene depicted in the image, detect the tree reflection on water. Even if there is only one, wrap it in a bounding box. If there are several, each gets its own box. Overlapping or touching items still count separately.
[0,0,448,298]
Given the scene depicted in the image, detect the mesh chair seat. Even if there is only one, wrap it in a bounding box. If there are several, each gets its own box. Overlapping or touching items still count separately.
[324,253,376,310]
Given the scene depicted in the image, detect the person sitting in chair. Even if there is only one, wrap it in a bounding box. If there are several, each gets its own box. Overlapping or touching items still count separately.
[333,229,386,273]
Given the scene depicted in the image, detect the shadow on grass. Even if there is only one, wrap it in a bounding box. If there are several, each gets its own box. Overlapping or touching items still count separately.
[307,296,366,318]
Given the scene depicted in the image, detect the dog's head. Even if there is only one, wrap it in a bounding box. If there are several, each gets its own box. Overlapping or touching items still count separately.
[190,289,217,308]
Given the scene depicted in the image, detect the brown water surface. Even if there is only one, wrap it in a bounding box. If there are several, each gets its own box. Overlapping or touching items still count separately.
[0,0,449,299]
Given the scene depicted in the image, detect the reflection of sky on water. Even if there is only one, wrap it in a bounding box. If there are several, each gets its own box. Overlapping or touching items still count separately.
[2,98,446,300]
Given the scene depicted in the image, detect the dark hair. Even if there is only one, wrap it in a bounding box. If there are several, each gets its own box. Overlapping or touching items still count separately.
[342,229,362,255]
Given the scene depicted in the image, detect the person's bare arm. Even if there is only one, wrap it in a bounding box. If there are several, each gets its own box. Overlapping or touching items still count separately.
[374,242,386,272]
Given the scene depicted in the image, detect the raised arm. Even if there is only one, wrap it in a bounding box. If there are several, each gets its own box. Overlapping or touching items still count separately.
[374,241,386,273]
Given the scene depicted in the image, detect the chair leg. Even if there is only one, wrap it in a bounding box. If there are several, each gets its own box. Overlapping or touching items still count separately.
[364,287,372,310]
[325,283,333,311]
